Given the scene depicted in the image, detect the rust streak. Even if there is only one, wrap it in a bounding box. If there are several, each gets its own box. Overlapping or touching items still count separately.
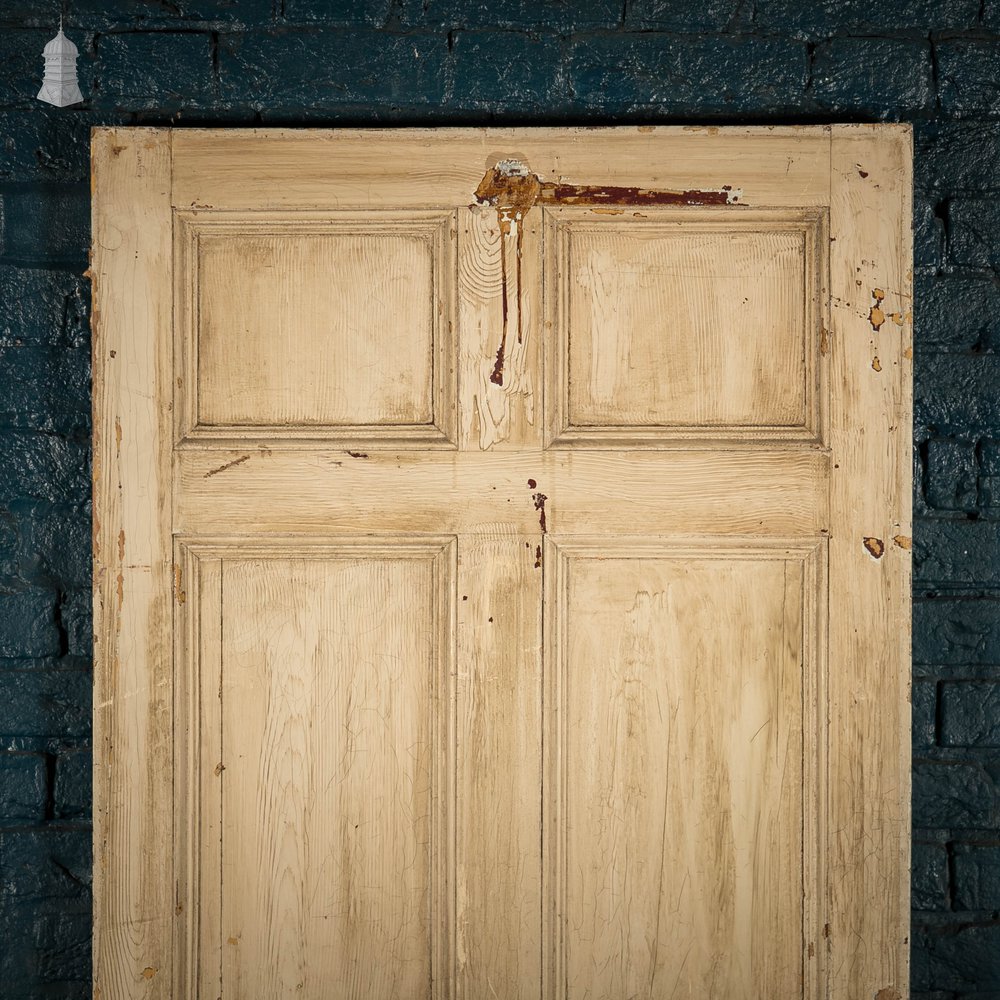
[476,161,741,383]
[532,491,548,534]
[204,454,250,478]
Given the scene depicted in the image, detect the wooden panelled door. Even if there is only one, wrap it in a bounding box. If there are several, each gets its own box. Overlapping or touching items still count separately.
[92,126,912,1000]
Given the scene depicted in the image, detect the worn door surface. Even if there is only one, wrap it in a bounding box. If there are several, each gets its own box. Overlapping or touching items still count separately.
[92,126,912,1000]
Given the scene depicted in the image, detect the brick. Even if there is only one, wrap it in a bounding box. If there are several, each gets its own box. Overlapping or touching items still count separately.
[914,921,1000,991]
[950,196,1000,269]
[916,355,1000,439]
[0,347,90,436]
[0,590,60,659]
[915,520,1000,590]
[625,0,749,29]
[756,0,979,35]
[31,906,91,983]
[811,37,933,117]
[94,30,214,111]
[0,186,89,265]
[913,759,998,828]
[53,750,90,820]
[0,111,98,184]
[17,507,91,591]
[567,34,809,114]
[400,0,622,29]
[0,433,87,506]
[219,29,448,111]
[0,753,47,822]
[916,122,1000,194]
[0,267,89,349]
[925,438,978,511]
[914,196,944,271]
[0,671,90,738]
[451,31,564,112]
[915,599,1000,665]
[68,0,273,28]
[59,591,91,660]
[913,679,938,749]
[915,272,1000,354]
[912,840,949,911]
[281,0,393,25]
[938,38,1000,117]
[0,829,90,899]
[954,842,1000,909]
[941,682,1000,746]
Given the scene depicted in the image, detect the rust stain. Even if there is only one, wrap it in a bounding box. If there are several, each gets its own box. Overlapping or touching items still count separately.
[534,544,542,569]
[857,164,869,179]
[109,349,116,359]
[893,534,912,550]
[807,942,815,958]
[204,454,250,478]
[868,288,886,331]
[173,564,186,605]
[227,936,239,946]
[590,207,624,215]
[527,478,537,489]
[872,356,882,372]
[532,491,548,534]
[141,967,157,980]
[863,536,885,559]
[114,416,122,456]
[819,328,830,356]
[214,761,225,776]
[822,923,831,939]
[903,346,913,359]
[476,160,741,387]
[175,903,183,915]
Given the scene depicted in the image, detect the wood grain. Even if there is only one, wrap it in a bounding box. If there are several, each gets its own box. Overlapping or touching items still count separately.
[94,125,911,1000]
[92,128,174,1000]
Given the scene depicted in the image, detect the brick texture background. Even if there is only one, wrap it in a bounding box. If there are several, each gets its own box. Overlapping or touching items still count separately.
[1,0,999,996]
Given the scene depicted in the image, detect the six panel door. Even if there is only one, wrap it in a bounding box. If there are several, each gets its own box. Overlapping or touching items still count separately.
[92,126,913,1000]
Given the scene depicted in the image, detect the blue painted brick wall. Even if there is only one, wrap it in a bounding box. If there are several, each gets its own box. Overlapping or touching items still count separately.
[2,1,999,996]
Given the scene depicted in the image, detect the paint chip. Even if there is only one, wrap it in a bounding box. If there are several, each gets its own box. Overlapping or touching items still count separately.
[863,536,885,559]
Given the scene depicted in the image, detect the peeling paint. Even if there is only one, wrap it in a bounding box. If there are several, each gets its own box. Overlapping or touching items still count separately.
[214,761,225,776]
[872,356,882,372]
[534,544,542,569]
[874,989,901,1000]
[141,967,157,980]
[173,564,186,605]
[892,534,912,550]
[863,536,885,559]
[868,288,886,332]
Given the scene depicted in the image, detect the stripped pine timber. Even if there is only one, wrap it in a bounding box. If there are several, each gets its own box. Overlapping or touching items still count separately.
[93,126,912,1000]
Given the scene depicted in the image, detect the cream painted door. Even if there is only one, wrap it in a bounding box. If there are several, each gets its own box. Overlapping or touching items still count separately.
[92,126,912,1000]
